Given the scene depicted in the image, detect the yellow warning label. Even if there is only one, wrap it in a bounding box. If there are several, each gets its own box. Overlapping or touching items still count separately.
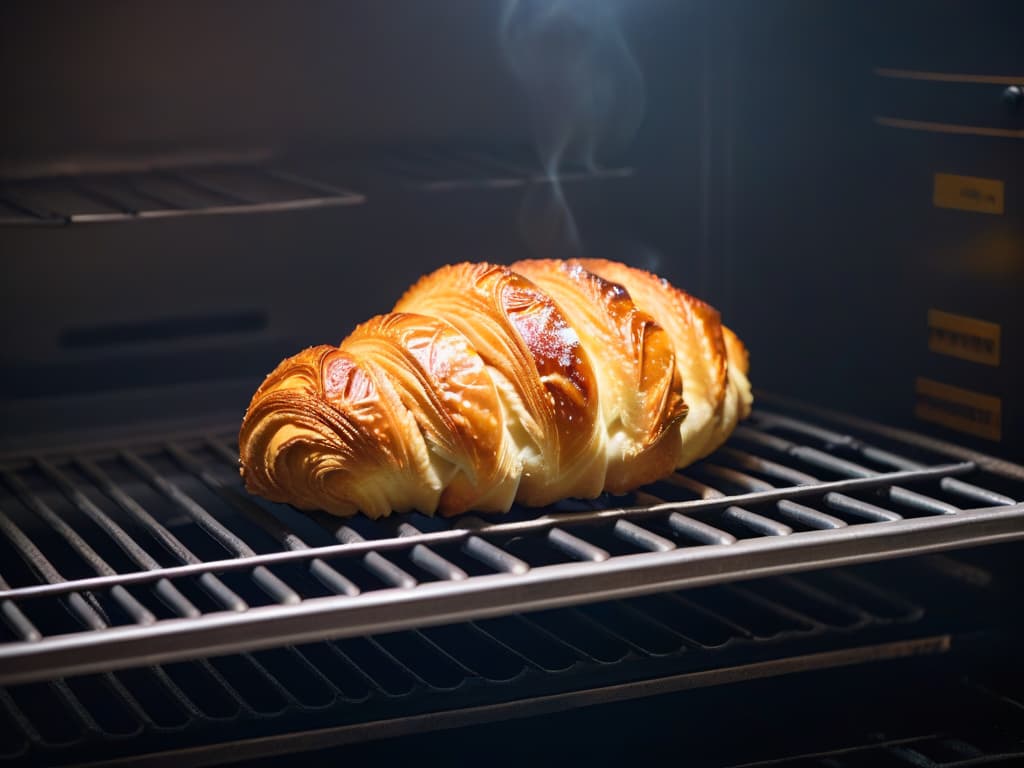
[933,173,1004,214]
[927,309,1001,366]
[914,377,1001,441]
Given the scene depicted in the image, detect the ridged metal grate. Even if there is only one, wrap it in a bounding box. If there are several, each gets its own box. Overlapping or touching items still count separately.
[0,399,1021,687]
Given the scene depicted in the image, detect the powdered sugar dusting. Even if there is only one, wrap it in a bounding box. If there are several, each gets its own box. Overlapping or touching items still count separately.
[510,300,579,370]
[555,324,579,367]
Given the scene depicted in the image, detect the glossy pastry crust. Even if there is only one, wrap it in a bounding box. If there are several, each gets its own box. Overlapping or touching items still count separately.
[239,260,752,518]
[575,258,752,467]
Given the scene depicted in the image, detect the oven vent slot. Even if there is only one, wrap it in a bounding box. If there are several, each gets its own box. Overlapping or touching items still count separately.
[59,312,269,350]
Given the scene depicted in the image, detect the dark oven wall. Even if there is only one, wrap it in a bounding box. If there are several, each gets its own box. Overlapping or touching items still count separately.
[0,0,701,449]
[714,0,1023,461]
[1,1,1021,461]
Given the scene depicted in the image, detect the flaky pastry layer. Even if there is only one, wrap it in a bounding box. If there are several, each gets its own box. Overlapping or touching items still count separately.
[239,260,752,518]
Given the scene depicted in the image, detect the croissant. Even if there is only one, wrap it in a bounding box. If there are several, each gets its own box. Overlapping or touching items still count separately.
[239,259,752,518]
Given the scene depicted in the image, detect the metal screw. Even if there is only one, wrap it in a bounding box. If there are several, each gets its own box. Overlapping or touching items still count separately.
[1003,85,1023,111]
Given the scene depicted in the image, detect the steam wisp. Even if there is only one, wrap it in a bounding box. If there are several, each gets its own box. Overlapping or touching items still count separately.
[500,0,645,258]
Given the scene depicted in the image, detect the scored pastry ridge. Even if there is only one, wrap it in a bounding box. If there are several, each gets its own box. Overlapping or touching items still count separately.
[239,259,752,518]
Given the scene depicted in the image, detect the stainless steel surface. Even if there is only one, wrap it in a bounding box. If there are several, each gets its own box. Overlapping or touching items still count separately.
[0,401,1021,685]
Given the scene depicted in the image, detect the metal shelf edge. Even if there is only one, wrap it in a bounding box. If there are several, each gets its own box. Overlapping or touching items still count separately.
[1,505,1021,686]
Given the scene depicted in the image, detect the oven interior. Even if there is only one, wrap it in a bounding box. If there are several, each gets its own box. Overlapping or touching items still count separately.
[1,1,1022,765]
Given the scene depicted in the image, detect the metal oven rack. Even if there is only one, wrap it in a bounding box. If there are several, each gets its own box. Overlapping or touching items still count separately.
[0,563,958,767]
[1,396,1022,687]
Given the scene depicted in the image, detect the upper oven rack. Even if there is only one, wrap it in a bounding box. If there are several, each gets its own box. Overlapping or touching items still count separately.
[0,165,365,226]
[0,396,1022,686]
[0,145,633,226]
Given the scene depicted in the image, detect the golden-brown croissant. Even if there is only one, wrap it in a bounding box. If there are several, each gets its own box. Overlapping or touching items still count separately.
[239,259,752,518]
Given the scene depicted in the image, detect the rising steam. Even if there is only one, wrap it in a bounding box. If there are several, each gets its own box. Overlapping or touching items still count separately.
[500,0,645,258]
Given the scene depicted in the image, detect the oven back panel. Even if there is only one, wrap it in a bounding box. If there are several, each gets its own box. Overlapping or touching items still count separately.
[1,0,1021,459]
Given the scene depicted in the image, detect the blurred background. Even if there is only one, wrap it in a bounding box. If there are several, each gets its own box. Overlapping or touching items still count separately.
[0,0,1020,458]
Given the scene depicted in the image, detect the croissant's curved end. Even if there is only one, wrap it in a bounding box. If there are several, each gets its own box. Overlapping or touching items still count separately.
[722,326,753,420]
[238,345,439,519]
[573,258,752,465]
